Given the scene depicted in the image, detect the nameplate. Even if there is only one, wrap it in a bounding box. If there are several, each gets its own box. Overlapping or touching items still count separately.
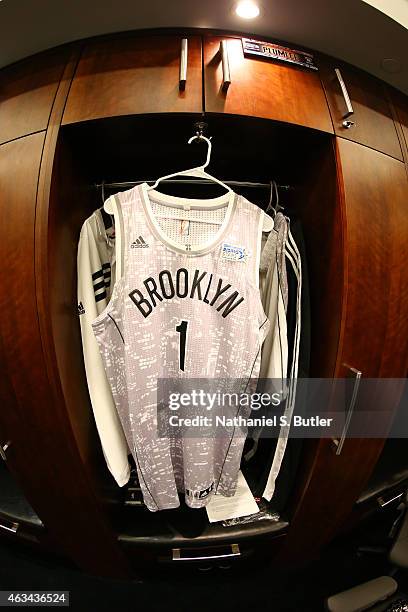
[242,38,318,71]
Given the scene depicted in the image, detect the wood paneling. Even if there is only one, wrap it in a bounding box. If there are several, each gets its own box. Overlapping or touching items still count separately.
[318,59,403,160]
[294,137,344,378]
[388,87,408,175]
[62,35,203,124]
[34,51,131,577]
[0,135,46,401]
[203,37,333,133]
[36,47,101,476]
[0,133,56,542]
[0,315,52,550]
[396,98,408,159]
[278,140,408,564]
[0,89,130,577]
[337,140,408,378]
[0,48,69,145]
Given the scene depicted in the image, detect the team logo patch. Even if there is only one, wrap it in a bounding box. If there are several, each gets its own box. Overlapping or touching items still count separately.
[221,242,249,263]
[131,236,149,248]
[77,302,85,315]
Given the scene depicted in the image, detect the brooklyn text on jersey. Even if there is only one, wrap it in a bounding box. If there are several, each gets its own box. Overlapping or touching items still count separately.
[129,268,244,319]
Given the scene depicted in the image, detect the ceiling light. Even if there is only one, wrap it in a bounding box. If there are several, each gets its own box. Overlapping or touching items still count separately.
[235,1,260,19]
[381,58,401,74]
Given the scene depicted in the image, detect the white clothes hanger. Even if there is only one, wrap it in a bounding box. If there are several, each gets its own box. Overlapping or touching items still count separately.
[265,181,275,216]
[103,134,226,212]
[147,133,273,231]
[105,131,274,231]
[265,179,284,219]
[147,134,233,200]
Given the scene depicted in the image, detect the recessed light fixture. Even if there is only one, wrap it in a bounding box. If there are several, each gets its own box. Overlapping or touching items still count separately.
[235,1,260,19]
[381,58,401,74]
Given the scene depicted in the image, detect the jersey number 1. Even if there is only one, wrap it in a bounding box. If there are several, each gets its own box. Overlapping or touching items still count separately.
[176,320,188,371]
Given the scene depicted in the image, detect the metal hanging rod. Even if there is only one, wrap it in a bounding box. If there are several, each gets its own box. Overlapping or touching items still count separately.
[95,179,293,191]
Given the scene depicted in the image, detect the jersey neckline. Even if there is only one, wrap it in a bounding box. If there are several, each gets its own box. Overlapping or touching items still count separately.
[139,182,238,256]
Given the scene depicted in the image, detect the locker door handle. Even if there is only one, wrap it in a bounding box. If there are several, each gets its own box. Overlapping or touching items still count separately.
[0,441,11,462]
[0,519,19,534]
[172,543,240,562]
[332,365,362,455]
[220,41,231,92]
[179,38,188,91]
[378,492,404,508]
[334,68,354,119]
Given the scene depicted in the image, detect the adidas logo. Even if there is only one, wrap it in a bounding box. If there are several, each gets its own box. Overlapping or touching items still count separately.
[77,302,85,315]
[131,236,149,248]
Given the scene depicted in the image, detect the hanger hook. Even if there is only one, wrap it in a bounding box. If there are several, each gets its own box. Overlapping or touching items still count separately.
[187,134,212,169]
[274,180,280,211]
[266,180,275,214]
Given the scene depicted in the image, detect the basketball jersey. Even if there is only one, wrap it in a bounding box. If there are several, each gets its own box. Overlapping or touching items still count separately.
[92,183,270,511]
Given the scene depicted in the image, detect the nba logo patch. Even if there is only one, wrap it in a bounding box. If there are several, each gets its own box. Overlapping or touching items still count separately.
[221,242,249,263]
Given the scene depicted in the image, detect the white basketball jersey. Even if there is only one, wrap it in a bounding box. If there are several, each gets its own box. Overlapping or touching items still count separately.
[92,183,270,511]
